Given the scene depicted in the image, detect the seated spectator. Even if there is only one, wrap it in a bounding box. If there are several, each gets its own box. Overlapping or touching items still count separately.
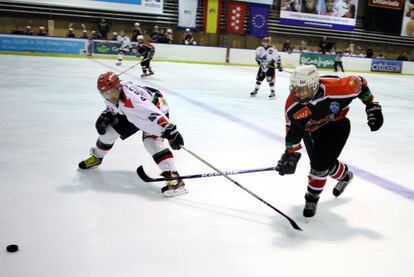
[157,28,173,44]
[300,40,308,51]
[24,26,34,35]
[131,22,143,42]
[11,25,24,35]
[282,39,292,53]
[366,48,374,58]
[37,26,47,36]
[80,30,89,39]
[66,28,76,38]
[111,32,118,41]
[91,31,99,39]
[376,53,385,59]
[397,53,409,61]
[319,36,328,54]
[166,28,174,43]
[150,26,161,42]
[183,28,197,45]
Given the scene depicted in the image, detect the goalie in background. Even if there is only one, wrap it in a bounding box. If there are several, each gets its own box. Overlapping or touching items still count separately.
[250,37,282,99]
[275,65,383,218]
[78,72,187,197]
[136,35,155,77]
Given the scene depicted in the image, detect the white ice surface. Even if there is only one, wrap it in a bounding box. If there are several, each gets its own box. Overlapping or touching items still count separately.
[0,55,413,277]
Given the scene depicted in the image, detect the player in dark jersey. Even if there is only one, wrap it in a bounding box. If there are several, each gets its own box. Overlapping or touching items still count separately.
[136,35,155,77]
[275,65,384,218]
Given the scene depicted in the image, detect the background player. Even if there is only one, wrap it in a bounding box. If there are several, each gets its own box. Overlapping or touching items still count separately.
[116,30,131,66]
[250,37,282,99]
[275,65,383,217]
[136,35,155,77]
[78,72,187,197]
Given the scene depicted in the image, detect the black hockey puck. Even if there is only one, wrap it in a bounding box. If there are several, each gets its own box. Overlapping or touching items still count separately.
[6,244,19,253]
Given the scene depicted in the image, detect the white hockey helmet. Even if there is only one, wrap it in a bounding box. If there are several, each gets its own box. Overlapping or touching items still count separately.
[134,22,140,27]
[137,35,144,41]
[185,28,190,32]
[290,65,319,104]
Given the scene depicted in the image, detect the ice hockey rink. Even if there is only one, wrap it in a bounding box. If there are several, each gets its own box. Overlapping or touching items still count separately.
[0,54,413,277]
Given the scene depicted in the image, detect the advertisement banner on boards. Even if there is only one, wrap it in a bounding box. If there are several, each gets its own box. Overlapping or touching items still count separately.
[299,52,336,69]
[371,59,403,73]
[6,0,163,14]
[0,35,87,54]
[93,41,138,56]
[280,0,358,31]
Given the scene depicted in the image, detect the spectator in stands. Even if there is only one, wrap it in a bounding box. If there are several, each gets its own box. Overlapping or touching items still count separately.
[66,28,76,38]
[322,0,337,16]
[300,40,308,52]
[91,31,99,39]
[150,26,161,42]
[282,39,292,53]
[80,30,89,39]
[37,26,47,36]
[111,32,118,41]
[166,29,174,44]
[131,22,143,42]
[397,53,409,61]
[366,48,374,58]
[319,36,328,54]
[24,26,34,35]
[11,25,23,35]
[98,19,110,40]
[376,53,385,59]
[183,28,197,45]
[301,0,318,14]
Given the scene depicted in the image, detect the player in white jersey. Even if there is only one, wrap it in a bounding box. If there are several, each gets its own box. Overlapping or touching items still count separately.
[116,30,132,66]
[78,72,187,197]
[250,37,282,99]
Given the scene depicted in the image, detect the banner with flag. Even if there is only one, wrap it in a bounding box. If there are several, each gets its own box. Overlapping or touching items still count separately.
[248,3,269,37]
[203,0,222,33]
[178,0,198,28]
[227,1,247,35]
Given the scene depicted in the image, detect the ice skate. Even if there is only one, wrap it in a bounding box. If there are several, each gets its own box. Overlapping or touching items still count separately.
[141,72,150,78]
[78,148,103,170]
[303,192,319,218]
[116,61,122,66]
[250,90,258,97]
[269,92,276,99]
[160,171,188,197]
[333,171,353,197]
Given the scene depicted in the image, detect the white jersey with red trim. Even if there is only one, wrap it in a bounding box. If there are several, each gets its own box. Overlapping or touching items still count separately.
[117,35,131,51]
[103,82,170,136]
[255,46,280,67]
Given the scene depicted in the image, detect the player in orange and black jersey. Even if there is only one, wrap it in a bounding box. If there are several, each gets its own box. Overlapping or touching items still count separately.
[275,65,384,218]
[136,35,155,77]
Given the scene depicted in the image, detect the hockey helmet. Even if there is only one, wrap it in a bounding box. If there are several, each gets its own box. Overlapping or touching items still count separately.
[97,72,120,93]
[290,65,319,104]
[137,35,144,41]
[261,36,271,46]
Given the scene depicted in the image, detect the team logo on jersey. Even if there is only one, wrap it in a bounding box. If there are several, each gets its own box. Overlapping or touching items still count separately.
[329,101,340,114]
[293,106,312,120]
[157,116,168,127]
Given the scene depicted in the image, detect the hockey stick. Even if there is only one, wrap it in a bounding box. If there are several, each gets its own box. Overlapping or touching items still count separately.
[180,145,302,231]
[117,61,141,77]
[137,165,277,182]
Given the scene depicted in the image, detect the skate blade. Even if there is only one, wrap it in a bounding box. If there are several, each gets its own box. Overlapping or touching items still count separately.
[162,187,188,197]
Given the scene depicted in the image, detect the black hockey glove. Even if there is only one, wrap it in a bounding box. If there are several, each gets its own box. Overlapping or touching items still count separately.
[365,102,383,132]
[276,151,301,176]
[277,63,283,72]
[162,123,184,150]
[95,111,115,135]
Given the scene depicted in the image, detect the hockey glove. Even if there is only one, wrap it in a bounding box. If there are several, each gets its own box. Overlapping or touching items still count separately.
[277,63,283,72]
[162,123,184,150]
[95,111,115,135]
[276,151,301,176]
[366,102,383,132]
